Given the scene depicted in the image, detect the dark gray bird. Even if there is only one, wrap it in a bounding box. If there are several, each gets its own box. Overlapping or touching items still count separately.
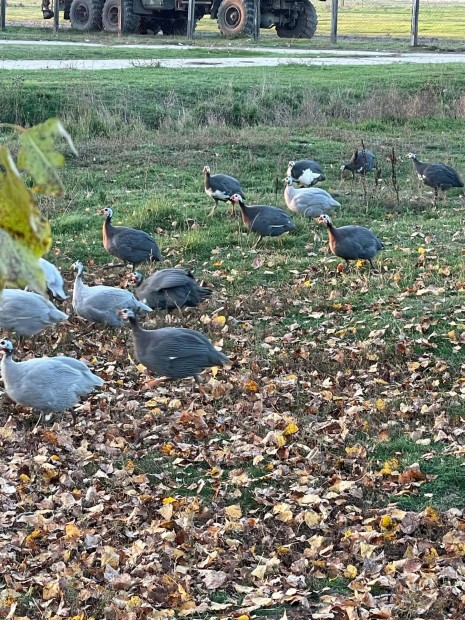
[99,207,163,270]
[286,159,326,187]
[407,152,464,202]
[0,338,103,415]
[131,269,212,311]
[229,193,296,249]
[119,308,229,384]
[284,177,340,218]
[203,165,245,216]
[318,214,383,271]
[341,149,377,177]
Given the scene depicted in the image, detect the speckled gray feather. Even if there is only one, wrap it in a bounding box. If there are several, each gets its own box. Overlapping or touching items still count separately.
[39,258,68,300]
[72,262,152,327]
[284,177,340,218]
[0,289,68,336]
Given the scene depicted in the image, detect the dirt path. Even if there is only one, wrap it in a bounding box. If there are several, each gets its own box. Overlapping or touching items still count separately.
[0,39,464,69]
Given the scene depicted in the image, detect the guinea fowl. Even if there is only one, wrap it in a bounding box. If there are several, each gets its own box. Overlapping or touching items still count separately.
[318,214,383,271]
[0,289,68,337]
[0,338,103,415]
[119,308,229,384]
[72,261,152,327]
[203,165,245,216]
[229,193,296,248]
[284,177,340,218]
[99,207,163,270]
[341,149,377,177]
[39,257,68,301]
[286,159,326,187]
[407,152,464,203]
[131,269,212,311]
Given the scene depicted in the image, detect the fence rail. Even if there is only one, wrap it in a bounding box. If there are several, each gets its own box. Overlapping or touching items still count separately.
[1,0,465,45]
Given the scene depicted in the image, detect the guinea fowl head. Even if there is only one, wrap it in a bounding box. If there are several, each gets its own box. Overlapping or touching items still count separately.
[72,260,84,276]
[283,176,294,186]
[0,339,14,355]
[318,214,333,226]
[130,272,144,286]
[118,308,136,322]
[99,207,113,219]
[406,153,417,160]
[203,165,211,175]
[229,193,242,204]
[340,164,347,171]
[288,160,296,168]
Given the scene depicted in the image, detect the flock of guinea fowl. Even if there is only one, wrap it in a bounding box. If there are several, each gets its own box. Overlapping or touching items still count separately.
[0,147,463,419]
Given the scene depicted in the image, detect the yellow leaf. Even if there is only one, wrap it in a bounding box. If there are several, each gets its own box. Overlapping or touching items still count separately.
[344,564,358,579]
[159,503,173,521]
[380,458,399,475]
[245,379,259,393]
[43,581,60,601]
[128,596,142,608]
[283,421,299,436]
[380,515,392,528]
[237,616,250,620]
[163,497,176,504]
[276,433,286,447]
[355,259,364,268]
[225,504,242,520]
[65,523,81,542]
[418,246,426,254]
[17,118,78,196]
[136,363,147,373]
[212,315,226,326]
[360,542,378,558]
[375,399,386,411]
[19,473,31,483]
[168,398,182,410]
[304,510,321,527]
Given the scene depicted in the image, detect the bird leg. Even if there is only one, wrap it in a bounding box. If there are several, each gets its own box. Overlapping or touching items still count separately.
[102,262,127,270]
[208,199,219,217]
[344,259,351,272]
[252,236,263,250]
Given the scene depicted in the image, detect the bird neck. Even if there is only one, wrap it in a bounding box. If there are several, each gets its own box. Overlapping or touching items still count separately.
[128,314,143,334]
[204,171,211,189]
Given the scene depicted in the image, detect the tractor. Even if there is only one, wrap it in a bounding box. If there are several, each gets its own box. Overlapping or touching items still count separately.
[42,0,326,38]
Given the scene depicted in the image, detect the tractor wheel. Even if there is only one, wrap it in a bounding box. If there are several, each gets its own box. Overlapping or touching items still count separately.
[276,0,317,38]
[69,0,103,30]
[102,0,140,33]
[217,0,255,37]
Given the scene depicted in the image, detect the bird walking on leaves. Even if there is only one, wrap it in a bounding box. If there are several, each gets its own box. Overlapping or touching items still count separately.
[318,214,383,271]
[203,165,245,217]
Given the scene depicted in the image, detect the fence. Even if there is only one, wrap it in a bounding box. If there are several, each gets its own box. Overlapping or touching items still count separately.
[0,0,464,45]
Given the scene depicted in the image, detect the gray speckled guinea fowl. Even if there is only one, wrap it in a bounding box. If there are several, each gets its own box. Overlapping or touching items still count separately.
[119,308,229,383]
[341,149,377,177]
[0,338,103,414]
[318,214,383,270]
[39,258,68,300]
[72,261,152,327]
[407,152,464,203]
[131,269,212,311]
[203,165,245,216]
[0,289,68,336]
[229,193,296,248]
[284,177,340,218]
[286,159,326,187]
[100,207,163,270]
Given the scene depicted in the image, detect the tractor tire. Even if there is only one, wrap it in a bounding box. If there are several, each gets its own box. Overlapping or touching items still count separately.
[102,0,140,33]
[276,0,317,38]
[69,0,103,31]
[217,0,255,37]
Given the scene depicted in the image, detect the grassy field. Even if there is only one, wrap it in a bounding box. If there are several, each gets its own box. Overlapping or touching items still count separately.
[1,61,465,618]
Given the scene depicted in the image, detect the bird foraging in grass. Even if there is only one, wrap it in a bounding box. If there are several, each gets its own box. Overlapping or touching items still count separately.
[130,269,212,311]
[407,152,464,205]
[318,214,383,271]
[341,149,377,178]
[99,207,163,270]
[286,159,326,187]
[229,193,296,249]
[203,165,245,217]
[284,176,340,218]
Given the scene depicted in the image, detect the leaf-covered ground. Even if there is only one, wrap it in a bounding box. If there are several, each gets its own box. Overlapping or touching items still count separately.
[1,63,465,619]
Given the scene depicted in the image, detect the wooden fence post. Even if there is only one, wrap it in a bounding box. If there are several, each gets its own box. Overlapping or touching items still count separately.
[330,0,338,44]
[253,0,260,40]
[411,0,420,46]
[53,0,60,33]
[187,0,195,39]
[118,0,123,35]
[1,0,6,31]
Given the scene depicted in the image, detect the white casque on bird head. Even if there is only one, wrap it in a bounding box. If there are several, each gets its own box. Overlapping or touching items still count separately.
[229,193,242,203]
[118,308,136,321]
[318,214,332,225]
[100,207,113,218]
[406,153,416,160]
[288,160,296,167]
[72,260,84,275]
[0,339,14,354]
[203,165,211,174]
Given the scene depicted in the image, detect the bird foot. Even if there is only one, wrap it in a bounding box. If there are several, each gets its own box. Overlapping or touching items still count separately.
[143,378,165,390]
